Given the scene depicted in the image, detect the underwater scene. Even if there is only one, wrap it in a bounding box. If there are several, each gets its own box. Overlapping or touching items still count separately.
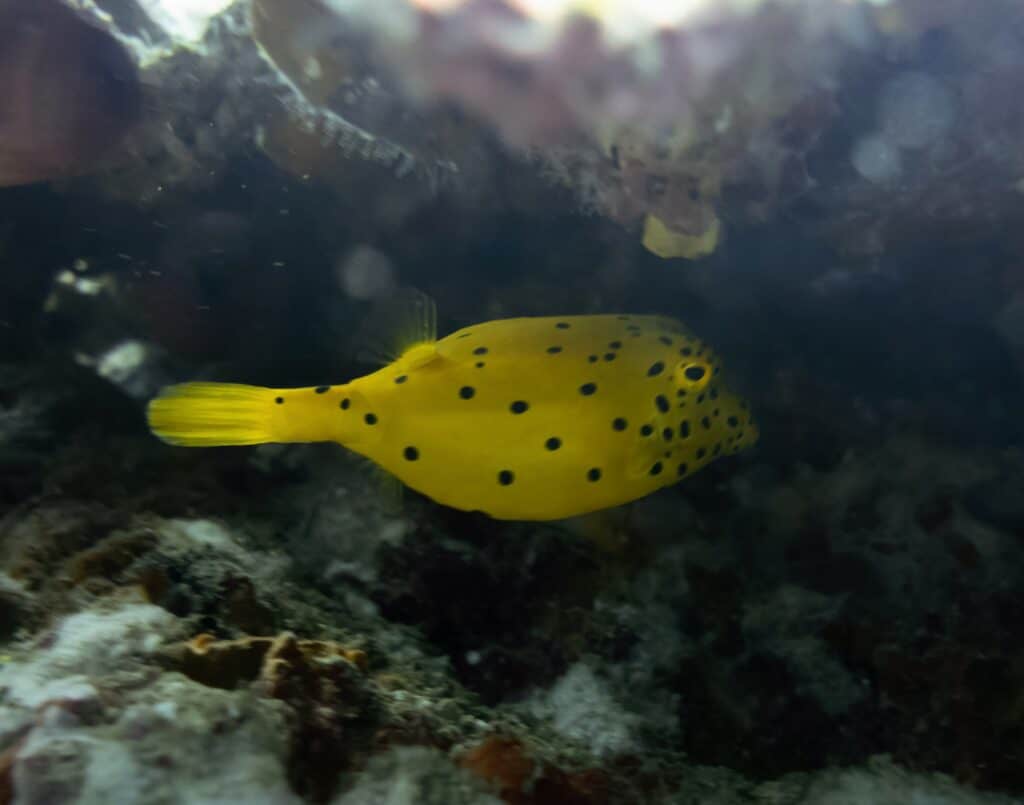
[2,0,1024,802]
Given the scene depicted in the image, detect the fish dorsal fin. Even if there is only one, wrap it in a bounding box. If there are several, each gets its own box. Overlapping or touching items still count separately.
[352,287,438,366]
[393,341,441,371]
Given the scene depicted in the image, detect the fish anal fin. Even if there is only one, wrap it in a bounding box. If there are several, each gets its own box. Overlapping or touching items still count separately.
[561,508,632,553]
[376,470,405,515]
[351,287,438,366]
[353,455,405,514]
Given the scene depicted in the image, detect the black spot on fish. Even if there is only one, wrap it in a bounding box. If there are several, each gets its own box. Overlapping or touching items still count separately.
[587,467,602,482]
[545,437,561,451]
[640,424,654,437]
[547,346,563,354]
[475,362,485,368]
[395,375,407,384]
[459,386,475,400]
[365,413,378,425]
[474,346,488,355]
[680,420,691,439]
[340,398,350,410]
[659,336,673,346]
[713,443,722,456]
[556,322,571,329]
[648,361,665,377]
[677,462,688,476]
[510,400,529,414]
[701,416,711,429]
[662,427,673,442]
[697,447,707,459]
[612,417,628,431]
[713,408,720,417]
[609,340,622,350]
[650,461,663,476]
[680,347,693,357]
[684,365,706,382]
[275,397,284,405]
[457,332,472,339]
[588,355,599,363]
[714,366,721,376]
[710,387,719,400]
[604,352,616,362]
[579,382,597,396]
[403,446,419,461]
[315,386,330,394]
[498,469,515,485]
[655,395,670,413]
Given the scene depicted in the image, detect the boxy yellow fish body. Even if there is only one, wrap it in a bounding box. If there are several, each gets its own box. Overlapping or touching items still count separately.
[148,304,757,520]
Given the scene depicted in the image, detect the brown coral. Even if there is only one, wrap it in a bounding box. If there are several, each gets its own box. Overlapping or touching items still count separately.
[161,632,372,801]
[458,735,610,805]
[162,631,368,690]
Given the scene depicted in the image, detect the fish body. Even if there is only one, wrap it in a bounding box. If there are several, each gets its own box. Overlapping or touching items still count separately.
[148,308,757,520]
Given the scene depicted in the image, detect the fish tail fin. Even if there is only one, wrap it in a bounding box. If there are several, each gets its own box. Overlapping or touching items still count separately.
[147,382,279,447]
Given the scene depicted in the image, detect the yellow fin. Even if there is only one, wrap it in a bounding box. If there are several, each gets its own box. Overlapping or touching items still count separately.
[626,431,668,481]
[561,508,632,553]
[147,382,276,446]
[352,288,437,366]
[351,455,405,514]
[374,466,405,515]
[394,341,440,371]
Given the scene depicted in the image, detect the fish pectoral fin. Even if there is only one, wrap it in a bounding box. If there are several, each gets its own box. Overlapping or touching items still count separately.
[626,437,664,480]
[351,287,438,366]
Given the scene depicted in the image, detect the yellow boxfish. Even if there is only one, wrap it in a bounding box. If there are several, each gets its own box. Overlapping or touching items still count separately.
[147,295,757,520]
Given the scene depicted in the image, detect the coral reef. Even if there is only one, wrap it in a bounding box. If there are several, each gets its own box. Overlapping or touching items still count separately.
[2,355,1023,801]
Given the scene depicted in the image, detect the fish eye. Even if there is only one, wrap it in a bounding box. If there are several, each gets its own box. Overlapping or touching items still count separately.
[675,360,711,391]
